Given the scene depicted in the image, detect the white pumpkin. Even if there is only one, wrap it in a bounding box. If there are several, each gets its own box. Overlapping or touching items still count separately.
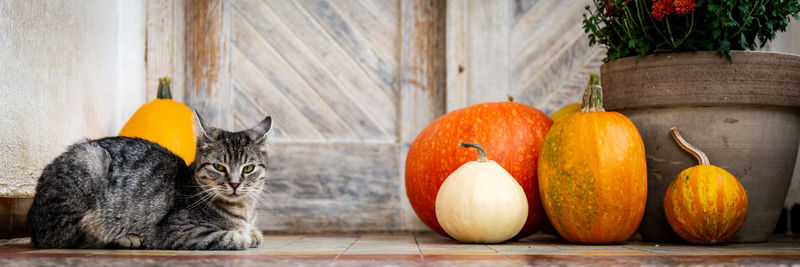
[435,142,529,243]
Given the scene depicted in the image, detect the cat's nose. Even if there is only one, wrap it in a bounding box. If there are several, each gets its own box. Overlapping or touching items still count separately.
[230,183,240,190]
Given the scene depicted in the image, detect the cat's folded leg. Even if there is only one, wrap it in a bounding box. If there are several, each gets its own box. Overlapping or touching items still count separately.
[113,234,142,249]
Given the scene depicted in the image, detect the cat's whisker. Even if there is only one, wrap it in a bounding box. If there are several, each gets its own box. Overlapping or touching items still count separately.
[186,187,220,210]
[186,193,212,210]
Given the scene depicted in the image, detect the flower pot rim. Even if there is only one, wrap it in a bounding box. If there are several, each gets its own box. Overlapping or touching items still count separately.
[607,50,800,64]
[600,50,800,110]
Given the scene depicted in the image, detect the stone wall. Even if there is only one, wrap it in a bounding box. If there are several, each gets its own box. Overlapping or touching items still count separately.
[0,0,146,197]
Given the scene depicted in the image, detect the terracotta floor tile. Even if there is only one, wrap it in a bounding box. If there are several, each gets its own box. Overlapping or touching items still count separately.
[1,233,798,265]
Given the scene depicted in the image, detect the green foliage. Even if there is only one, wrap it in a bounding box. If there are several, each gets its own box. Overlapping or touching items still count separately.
[583,0,800,62]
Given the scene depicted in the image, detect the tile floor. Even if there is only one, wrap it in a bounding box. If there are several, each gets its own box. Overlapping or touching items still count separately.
[0,233,799,266]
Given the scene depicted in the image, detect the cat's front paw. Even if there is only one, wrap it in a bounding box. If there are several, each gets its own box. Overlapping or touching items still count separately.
[250,229,263,248]
[114,234,142,249]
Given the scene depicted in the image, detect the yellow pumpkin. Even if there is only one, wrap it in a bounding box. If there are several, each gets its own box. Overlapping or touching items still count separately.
[549,76,599,122]
[549,103,581,122]
[119,77,196,164]
[663,127,748,244]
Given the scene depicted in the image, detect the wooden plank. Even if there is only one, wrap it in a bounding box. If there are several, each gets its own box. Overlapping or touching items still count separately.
[146,0,185,102]
[445,0,468,112]
[400,0,446,146]
[361,0,401,35]
[538,53,602,114]
[256,143,401,231]
[399,0,447,231]
[296,0,399,97]
[511,0,593,105]
[511,0,585,57]
[232,85,289,141]
[514,33,602,114]
[532,46,604,115]
[231,14,358,141]
[510,0,588,87]
[328,0,399,66]
[514,22,587,94]
[233,0,397,142]
[464,0,511,105]
[447,0,512,111]
[231,48,326,142]
[172,0,186,103]
[146,0,173,101]
[184,0,232,129]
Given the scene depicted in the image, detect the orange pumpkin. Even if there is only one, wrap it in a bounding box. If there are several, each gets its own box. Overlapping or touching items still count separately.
[538,73,647,244]
[405,100,552,239]
[119,77,196,164]
[663,127,748,244]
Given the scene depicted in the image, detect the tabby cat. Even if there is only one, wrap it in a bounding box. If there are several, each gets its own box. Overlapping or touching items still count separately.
[27,112,272,250]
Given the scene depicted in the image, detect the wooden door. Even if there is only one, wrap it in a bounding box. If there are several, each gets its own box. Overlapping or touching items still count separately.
[177,0,600,232]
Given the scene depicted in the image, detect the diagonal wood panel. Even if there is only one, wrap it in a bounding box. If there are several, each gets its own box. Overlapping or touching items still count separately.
[363,0,400,26]
[510,0,603,115]
[231,48,324,141]
[229,0,399,143]
[328,1,399,69]
[297,0,399,96]
[445,0,601,116]
[231,13,357,141]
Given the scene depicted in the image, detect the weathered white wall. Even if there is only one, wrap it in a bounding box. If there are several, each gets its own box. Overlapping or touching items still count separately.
[0,1,146,197]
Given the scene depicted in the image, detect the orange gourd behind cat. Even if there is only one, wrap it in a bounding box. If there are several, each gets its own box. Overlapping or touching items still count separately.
[119,77,196,165]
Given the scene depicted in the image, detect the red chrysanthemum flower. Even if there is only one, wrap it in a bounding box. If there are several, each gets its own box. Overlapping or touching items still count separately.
[651,0,675,21]
[604,0,633,17]
[673,0,696,16]
[604,0,617,16]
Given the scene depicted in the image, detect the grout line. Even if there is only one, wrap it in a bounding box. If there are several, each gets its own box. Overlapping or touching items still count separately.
[270,235,307,251]
[486,244,512,261]
[334,235,361,260]
[413,233,425,261]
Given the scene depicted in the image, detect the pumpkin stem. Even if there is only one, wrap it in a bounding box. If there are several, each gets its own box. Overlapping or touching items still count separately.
[157,76,173,99]
[507,95,514,102]
[459,142,489,162]
[581,73,605,113]
[670,127,710,165]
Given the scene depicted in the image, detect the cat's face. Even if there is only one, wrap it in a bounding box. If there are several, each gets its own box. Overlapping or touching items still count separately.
[192,113,272,203]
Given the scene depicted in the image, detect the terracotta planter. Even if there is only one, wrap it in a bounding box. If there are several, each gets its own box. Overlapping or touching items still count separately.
[601,51,800,243]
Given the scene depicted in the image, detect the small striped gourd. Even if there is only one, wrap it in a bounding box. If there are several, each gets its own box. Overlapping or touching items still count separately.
[663,127,748,244]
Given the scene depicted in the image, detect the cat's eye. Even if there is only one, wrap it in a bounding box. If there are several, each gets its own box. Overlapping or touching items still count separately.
[242,165,255,174]
[213,164,227,172]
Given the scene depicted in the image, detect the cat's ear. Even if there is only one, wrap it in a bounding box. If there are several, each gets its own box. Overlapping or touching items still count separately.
[192,110,215,143]
[250,116,272,142]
